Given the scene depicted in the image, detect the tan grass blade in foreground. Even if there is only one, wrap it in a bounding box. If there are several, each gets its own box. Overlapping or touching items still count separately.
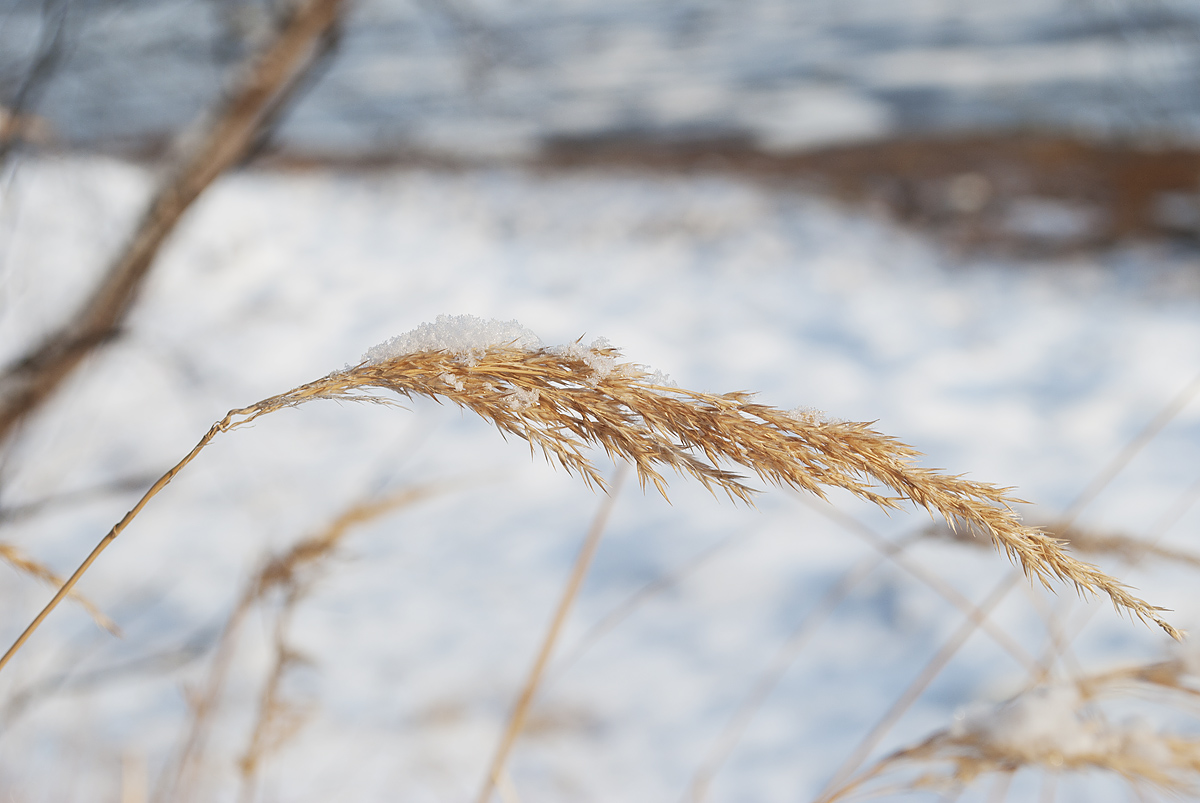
[0,317,1178,676]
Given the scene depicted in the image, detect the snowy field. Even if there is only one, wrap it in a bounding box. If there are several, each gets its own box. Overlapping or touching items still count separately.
[1,155,1200,802]
[4,0,1200,154]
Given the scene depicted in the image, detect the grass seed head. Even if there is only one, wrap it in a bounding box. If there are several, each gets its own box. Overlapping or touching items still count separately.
[225,335,1176,639]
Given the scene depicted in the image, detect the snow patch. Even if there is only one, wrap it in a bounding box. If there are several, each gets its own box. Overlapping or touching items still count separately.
[950,684,1172,767]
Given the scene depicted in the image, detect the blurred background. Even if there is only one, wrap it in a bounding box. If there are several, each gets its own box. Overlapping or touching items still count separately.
[7,0,1200,248]
[1,1,1200,802]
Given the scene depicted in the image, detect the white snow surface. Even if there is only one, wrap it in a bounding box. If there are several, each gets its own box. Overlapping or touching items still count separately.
[0,156,1199,803]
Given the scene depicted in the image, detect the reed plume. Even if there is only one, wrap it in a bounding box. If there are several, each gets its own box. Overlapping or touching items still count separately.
[0,322,1177,676]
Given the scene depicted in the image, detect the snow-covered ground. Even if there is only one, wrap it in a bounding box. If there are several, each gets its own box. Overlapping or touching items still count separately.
[4,0,1200,154]
[0,155,1199,802]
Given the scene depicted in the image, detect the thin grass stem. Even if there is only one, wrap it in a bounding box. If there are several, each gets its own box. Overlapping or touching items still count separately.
[0,415,232,675]
[475,464,627,803]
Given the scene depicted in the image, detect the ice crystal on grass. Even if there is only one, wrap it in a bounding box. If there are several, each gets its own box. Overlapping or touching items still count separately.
[505,386,540,410]
[786,406,830,425]
[551,336,619,384]
[438,372,465,392]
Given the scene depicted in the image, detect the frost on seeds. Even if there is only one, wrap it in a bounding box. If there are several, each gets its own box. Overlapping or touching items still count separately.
[786,406,829,425]
[438,372,465,392]
[361,314,543,365]
[550,337,618,385]
[505,386,540,410]
[645,368,677,388]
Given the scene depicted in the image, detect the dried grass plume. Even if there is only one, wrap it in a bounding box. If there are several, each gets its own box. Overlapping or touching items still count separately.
[0,316,1178,677]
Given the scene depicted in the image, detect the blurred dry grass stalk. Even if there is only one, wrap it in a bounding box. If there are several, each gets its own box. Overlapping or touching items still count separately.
[477,466,626,803]
[164,484,446,803]
[822,652,1200,801]
[0,542,116,634]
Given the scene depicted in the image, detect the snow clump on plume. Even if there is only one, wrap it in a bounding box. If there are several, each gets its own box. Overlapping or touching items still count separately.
[361,314,543,365]
[359,314,674,396]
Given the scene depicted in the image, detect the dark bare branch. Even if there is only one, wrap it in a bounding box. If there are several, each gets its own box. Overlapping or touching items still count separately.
[0,0,350,445]
[0,0,70,165]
